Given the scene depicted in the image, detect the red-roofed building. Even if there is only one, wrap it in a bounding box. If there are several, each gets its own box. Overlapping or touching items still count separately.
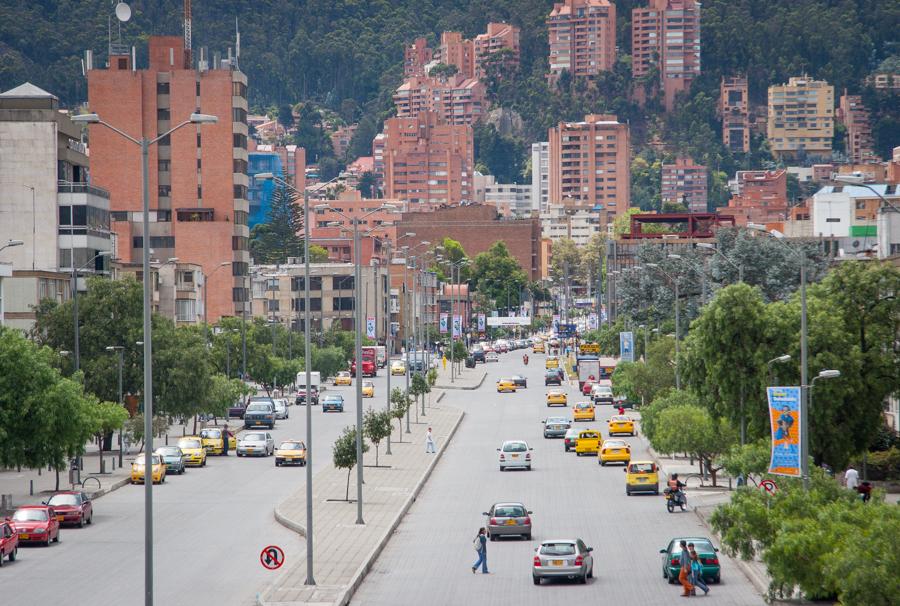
[394,74,487,126]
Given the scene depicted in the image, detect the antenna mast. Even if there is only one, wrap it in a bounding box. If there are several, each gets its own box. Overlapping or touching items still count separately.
[183,0,192,68]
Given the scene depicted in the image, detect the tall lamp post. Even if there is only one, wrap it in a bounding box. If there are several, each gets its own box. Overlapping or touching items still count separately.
[448,259,468,382]
[696,242,744,283]
[645,262,680,390]
[767,354,791,386]
[315,202,399,526]
[73,111,217,606]
[72,250,113,371]
[201,262,231,345]
[106,345,125,466]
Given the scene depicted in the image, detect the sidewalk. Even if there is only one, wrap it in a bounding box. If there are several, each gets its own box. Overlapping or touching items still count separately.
[259,394,464,606]
[432,361,486,390]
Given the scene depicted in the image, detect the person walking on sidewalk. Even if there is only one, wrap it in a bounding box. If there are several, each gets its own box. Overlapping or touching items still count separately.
[844,465,859,490]
[425,427,436,453]
[678,540,694,597]
[222,424,230,456]
[471,527,488,574]
[688,543,709,596]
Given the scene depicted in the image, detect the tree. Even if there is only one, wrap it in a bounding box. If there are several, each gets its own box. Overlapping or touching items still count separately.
[311,345,346,379]
[430,237,469,282]
[720,440,771,481]
[639,388,699,445]
[123,413,170,452]
[363,408,392,467]
[200,375,251,431]
[651,402,737,485]
[88,400,129,465]
[428,63,459,79]
[469,241,528,312]
[332,425,368,501]
[357,171,377,198]
[473,123,526,183]
[389,387,411,442]
[549,238,583,285]
[580,233,607,293]
[249,185,304,264]
[611,336,676,406]
[277,104,295,129]
[410,371,430,416]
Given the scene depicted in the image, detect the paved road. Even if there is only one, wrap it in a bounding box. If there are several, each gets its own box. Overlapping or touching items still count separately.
[4,370,398,606]
[353,353,765,605]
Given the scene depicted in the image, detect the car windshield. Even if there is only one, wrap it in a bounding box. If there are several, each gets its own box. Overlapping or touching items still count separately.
[580,432,599,439]
[672,540,714,554]
[243,433,266,441]
[494,505,526,517]
[324,396,342,402]
[547,417,568,424]
[611,416,629,422]
[502,442,527,452]
[280,442,305,450]
[363,381,374,388]
[630,462,655,473]
[13,509,48,522]
[339,371,350,376]
[604,440,626,448]
[155,447,181,456]
[48,494,80,506]
[133,455,161,466]
[178,439,201,449]
[246,403,272,412]
[576,403,591,409]
[200,429,221,438]
[541,542,576,556]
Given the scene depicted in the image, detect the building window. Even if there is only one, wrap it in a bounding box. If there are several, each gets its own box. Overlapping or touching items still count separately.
[294,297,322,311]
[232,287,248,302]
[232,236,248,251]
[157,210,172,222]
[233,133,247,149]
[232,107,247,124]
[176,209,214,222]
[175,299,196,323]
[291,276,323,291]
[197,186,203,199]
[158,135,170,146]
[157,82,170,94]
[158,185,171,198]
[110,211,127,222]
[157,108,170,121]
[132,236,175,249]
[232,81,247,98]
[158,159,171,172]
[234,210,248,225]
[332,297,355,311]
[118,58,128,69]
[333,276,354,290]
[233,159,248,174]
[232,261,248,277]
[266,278,279,291]
[59,206,71,225]
[196,81,201,96]
[266,299,280,312]
[181,271,194,284]
[234,184,248,199]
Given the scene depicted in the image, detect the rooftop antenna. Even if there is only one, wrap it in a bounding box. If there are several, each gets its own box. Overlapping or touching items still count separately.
[235,16,241,69]
[183,0,192,68]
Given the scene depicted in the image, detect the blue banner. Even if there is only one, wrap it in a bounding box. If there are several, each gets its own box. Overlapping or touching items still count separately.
[767,387,802,477]
[619,331,634,362]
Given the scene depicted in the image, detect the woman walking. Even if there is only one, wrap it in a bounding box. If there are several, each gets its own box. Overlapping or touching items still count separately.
[471,527,489,574]
[688,543,709,596]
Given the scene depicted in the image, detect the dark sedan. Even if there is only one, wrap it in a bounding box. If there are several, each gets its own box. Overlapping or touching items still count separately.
[471,348,486,363]
[46,491,93,527]
[154,446,186,475]
[228,400,246,419]
[545,370,562,386]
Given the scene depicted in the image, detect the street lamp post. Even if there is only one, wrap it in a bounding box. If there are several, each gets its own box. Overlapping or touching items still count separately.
[697,242,744,283]
[383,240,393,456]
[106,345,125,466]
[645,262,680,390]
[766,354,792,386]
[73,111,217,606]
[202,262,231,346]
[72,250,113,372]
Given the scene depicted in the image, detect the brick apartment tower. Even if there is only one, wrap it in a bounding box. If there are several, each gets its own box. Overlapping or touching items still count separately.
[393,75,487,126]
[438,32,476,79]
[720,76,750,153]
[87,36,250,322]
[548,114,630,228]
[547,0,617,79]
[661,157,708,213]
[837,92,877,163]
[632,0,701,111]
[767,77,834,159]
[473,23,521,79]
[382,111,474,206]
[404,37,432,78]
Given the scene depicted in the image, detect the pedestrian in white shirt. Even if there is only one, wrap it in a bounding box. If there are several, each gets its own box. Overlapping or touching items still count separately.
[425,427,436,453]
[844,466,859,490]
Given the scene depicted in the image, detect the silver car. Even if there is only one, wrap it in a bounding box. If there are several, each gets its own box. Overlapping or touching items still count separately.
[483,502,532,541]
[532,539,594,585]
[236,431,275,457]
[273,399,289,420]
[542,416,571,439]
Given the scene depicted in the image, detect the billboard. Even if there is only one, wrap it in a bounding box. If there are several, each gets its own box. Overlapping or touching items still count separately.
[477,313,486,332]
[619,331,634,362]
[366,316,376,339]
[587,313,599,330]
[767,387,802,477]
[486,316,531,327]
[439,313,448,334]
[452,315,462,338]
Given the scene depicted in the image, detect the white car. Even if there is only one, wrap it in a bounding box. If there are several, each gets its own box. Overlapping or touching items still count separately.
[485,351,499,363]
[236,431,275,457]
[498,440,533,471]
[273,399,289,419]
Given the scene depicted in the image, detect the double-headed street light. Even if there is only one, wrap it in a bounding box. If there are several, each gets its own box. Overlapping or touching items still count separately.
[767,354,792,386]
[73,110,217,606]
[0,239,23,253]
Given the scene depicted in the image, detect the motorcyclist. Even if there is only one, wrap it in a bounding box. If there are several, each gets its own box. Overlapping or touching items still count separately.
[666,473,687,506]
[523,354,529,365]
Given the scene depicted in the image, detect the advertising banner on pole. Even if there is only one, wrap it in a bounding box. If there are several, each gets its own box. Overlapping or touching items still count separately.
[477,313,486,332]
[767,387,802,477]
[366,316,376,339]
[588,313,599,330]
[619,331,634,362]
[452,315,462,338]
[439,313,448,334]
[552,314,560,333]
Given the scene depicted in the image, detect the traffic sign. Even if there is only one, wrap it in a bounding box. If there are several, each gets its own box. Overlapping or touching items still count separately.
[579,343,600,355]
[260,545,285,570]
[759,479,778,495]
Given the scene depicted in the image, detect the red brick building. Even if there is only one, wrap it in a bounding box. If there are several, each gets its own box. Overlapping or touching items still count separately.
[474,23,521,79]
[404,37,432,78]
[661,157,707,213]
[547,0,617,78]
[87,36,249,322]
[393,75,487,126]
[837,92,877,163]
[720,76,750,153]
[717,170,789,225]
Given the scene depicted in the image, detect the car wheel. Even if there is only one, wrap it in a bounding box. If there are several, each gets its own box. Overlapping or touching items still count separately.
[202,459,206,467]
[275,460,281,467]
[665,568,671,580]
[626,488,631,496]
[588,565,593,579]
[532,575,541,585]
[714,574,721,584]
[579,573,587,584]
[600,460,606,466]
[499,466,504,471]
[489,534,496,542]
[9,547,16,561]
[0,550,4,566]
[525,533,532,541]
[527,465,532,471]
[78,514,85,528]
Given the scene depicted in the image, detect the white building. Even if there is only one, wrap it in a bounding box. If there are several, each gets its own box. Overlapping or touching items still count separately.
[531,142,550,213]
[485,182,533,217]
[540,203,601,246]
[812,184,900,257]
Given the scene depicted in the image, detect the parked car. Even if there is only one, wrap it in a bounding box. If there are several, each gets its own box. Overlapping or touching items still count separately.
[176,437,207,467]
[154,446,186,475]
[131,454,166,484]
[273,398,289,420]
[237,432,275,457]
[0,518,17,565]
[11,506,60,547]
[45,491,93,527]
[199,427,236,454]
[322,394,345,412]
[471,348,486,363]
[244,398,276,429]
[485,351,499,363]
[484,502,533,541]
[227,400,246,419]
[532,539,594,585]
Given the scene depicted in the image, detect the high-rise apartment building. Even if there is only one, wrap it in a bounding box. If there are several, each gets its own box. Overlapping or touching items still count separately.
[837,92,876,163]
[393,74,487,126]
[661,157,708,213]
[547,0,617,79]
[717,169,788,226]
[87,35,250,322]
[438,32,476,79]
[767,77,834,159]
[632,0,701,111]
[404,37,433,78]
[382,111,474,206]
[531,142,551,213]
[548,114,630,228]
[473,22,521,79]
[720,76,750,153]
[372,133,387,195]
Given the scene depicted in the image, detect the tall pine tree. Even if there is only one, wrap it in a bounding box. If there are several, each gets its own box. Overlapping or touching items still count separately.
[249,185,304,264]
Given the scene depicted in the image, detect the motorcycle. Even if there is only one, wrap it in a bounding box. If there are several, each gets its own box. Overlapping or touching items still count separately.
[663,487,687,512]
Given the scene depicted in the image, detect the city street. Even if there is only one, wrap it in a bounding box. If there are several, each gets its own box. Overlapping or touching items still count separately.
[4,371,399,606]
[353,353,765,605]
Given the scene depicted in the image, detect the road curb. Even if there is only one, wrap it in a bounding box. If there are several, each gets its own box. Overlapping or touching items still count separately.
[86,476,130,500]
[693,505,771,598]
[435,370,486,391]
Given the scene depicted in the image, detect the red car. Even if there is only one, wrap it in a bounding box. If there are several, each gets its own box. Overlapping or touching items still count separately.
[12,505,60,546]
[0,519,17,566]
[46,491,93,527]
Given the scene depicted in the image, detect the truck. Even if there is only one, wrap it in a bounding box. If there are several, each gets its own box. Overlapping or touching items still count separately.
[351,346,377,377]
[374,346,387,368]
[576,356,601,391]
[295,371,321,405]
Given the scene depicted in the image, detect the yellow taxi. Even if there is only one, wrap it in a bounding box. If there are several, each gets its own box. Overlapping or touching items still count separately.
[497,378,517,393]
[607,415,636,436]
[533,341,545,354]
[390,360,407,376]
[199,427,236,455]
[573,401,595,422]
[574,429,602,456]
[333,371,352,386]
[177,436,207,467]
[545,356,559,370]
[545,390,567,406]
[362,380,375,398]
[599,439,631,466]
[624,460,659,495]
[275,440,307,467]
[131,454,166,484]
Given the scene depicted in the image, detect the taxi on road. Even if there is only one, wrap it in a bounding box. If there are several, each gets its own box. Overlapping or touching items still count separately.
[275,440,307,467]
[545,356,559,370]
[533,341,545,354]
[177,436,207,467]
[574,429,602,456]
[131,454,166,484]
[199,427,236,454]
[546,390,567,406]
[333,371,352,386]
[599,439,631,466]
[497,378,518,393]
[390,360,407,375]
[607,415,636,436]
[572,401,595,422]
[362,380,375,397]
[625,460,659,495]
